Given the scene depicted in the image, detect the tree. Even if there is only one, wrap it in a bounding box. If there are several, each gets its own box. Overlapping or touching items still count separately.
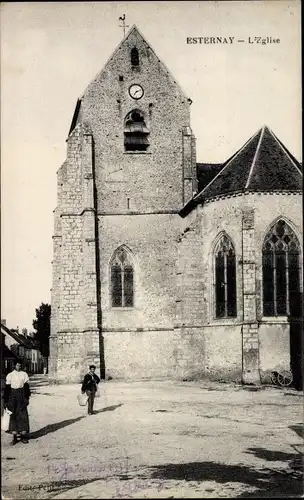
[32,303,51,359]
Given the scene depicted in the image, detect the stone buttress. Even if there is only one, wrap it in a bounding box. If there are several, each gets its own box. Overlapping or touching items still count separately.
[241,208,260,384]
[49,124,101,382]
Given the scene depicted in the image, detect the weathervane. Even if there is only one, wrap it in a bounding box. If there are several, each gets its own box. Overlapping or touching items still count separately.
[119,14,129,37]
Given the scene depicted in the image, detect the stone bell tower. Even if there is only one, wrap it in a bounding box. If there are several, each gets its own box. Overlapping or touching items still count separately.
[49,26,197,381]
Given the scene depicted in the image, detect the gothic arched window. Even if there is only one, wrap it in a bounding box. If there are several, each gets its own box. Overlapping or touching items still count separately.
[214,234,237,318]
[131,47,139,66]
[262,220,301,317]
[110,247,134,307]
[124,110,149,152]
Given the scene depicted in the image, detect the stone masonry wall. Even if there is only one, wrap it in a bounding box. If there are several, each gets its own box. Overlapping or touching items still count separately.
[80,28,194,215]
[101,192,302,381]
[99,214,180,331]
[259,322,290,372]
[50,27,197,381]
[50,124,100,382]
[175,213,206,329]
[50,25,302,382]
[49,169,63,378]
[104,326,241,381]
[171,193,302,381]
[241,208,260,384]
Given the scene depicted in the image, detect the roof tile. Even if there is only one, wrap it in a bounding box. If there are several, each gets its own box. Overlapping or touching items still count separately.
[180,126,302,217]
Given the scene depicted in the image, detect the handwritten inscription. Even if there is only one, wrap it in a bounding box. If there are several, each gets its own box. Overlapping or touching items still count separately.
[18,460,164,497]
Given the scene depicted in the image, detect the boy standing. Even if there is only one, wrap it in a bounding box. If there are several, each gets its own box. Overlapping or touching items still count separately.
[81,365,100,415]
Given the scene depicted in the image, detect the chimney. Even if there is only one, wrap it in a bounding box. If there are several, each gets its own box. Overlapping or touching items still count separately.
[1,319,6,326]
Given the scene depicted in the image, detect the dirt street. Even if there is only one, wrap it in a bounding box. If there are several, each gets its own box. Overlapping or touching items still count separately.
[1,376,303,498]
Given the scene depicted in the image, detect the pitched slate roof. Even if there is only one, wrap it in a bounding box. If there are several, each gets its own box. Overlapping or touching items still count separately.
[181,126,302,217]
[18,334,39,350]
[1,323,38,350]
[196,163,224,192]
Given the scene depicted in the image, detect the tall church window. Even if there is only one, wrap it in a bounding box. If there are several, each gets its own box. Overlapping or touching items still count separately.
[262,220,301,316]
[131,47,139,66]
[124,110,149,152]
[214,234,237,318]
[110,247,134,307]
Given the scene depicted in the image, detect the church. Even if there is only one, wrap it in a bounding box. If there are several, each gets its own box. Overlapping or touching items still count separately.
[49,26,302,386]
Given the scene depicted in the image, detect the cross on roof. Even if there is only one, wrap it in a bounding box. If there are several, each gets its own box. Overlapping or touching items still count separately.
[119,14,129,37]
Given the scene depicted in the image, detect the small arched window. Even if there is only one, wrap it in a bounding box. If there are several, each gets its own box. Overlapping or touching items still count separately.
[131,47,139,66]
[262,220,301,317]
[214,234,237,318]
[110,247,134,307]
[124,110,149,152]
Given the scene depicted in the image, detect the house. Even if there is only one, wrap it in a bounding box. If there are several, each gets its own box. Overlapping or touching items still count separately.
[1,331,19,386]
[1,322,44,375]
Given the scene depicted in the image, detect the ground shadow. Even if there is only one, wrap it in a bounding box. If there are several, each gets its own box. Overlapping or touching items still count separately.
[289,424,304,439]
[246,447,302,463]
[94,404,123,414]
[29,416,85,440]
[31,391,54,396]
[140,448,302,497]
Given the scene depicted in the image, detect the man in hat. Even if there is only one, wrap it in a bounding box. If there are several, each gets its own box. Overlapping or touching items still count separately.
[81,365,100,415]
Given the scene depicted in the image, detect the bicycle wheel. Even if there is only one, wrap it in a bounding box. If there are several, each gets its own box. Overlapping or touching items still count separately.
[277,370,293,387]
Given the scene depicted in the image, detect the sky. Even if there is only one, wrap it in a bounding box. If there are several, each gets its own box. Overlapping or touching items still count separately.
[1,0,302,331]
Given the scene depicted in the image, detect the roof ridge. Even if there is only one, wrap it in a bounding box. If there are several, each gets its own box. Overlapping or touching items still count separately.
[193,128,262,200]
[267,127,302,176]
[79,25,136,100]
[1,323,13,335]
[80,25,189,101]
[245,126,265,189]
[1,324,21,342]
[1,323,34,346]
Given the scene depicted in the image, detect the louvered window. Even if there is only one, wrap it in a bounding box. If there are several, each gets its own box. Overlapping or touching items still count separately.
[110,247,134,307]
[214,235,237,318]
[263,220,301,316]
[124,111,149,152]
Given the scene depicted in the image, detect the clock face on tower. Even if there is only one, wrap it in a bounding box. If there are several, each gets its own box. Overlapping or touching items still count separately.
[129,84,144,100]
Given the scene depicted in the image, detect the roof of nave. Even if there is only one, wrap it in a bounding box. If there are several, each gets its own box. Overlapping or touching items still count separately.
[181,126,302,217]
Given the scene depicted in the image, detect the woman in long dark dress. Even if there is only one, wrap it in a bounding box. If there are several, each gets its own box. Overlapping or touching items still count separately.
[4,361,31,445]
